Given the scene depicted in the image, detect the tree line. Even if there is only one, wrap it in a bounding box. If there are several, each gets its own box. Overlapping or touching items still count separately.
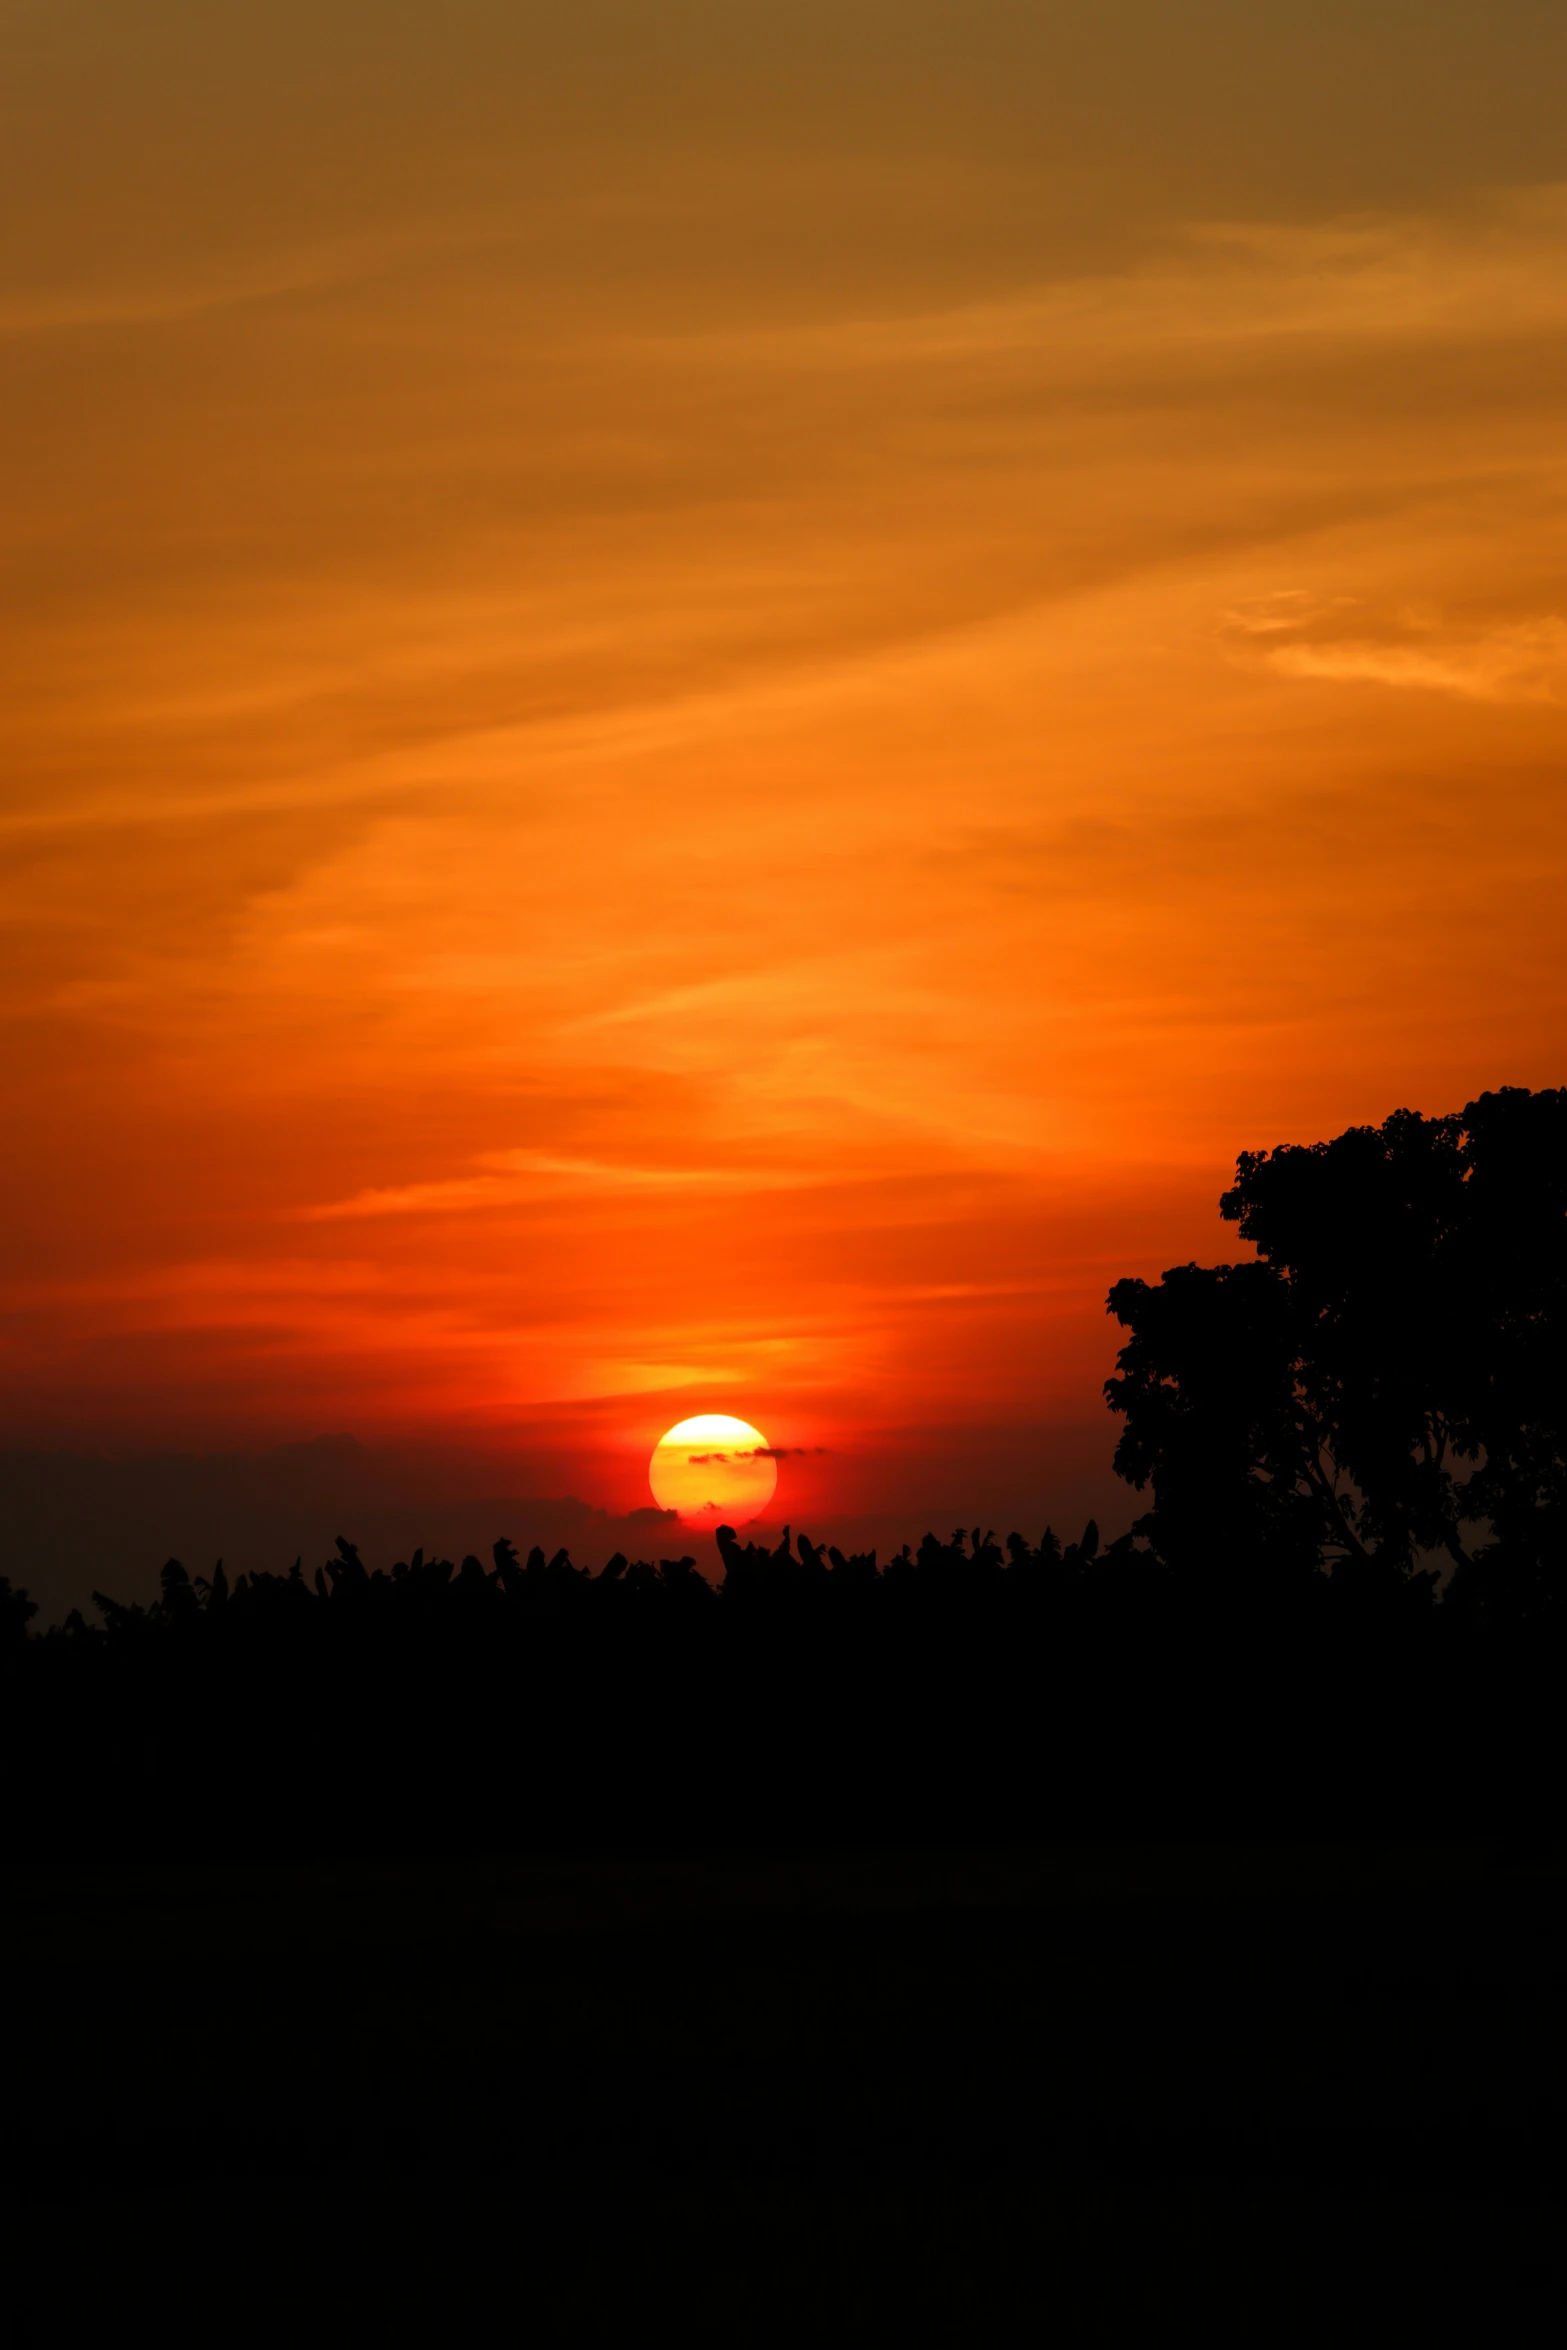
[0,1515,1123,1655]
[2,1086,1562,1854]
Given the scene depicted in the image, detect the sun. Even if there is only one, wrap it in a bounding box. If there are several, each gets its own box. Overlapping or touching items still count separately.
[649,1414,779,1523]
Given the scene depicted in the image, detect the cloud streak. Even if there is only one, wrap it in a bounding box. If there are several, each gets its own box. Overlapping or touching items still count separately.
[1224,597,1567,704]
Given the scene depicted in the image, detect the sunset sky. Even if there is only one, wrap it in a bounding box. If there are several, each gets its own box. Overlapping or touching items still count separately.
[5,3,1567,1593]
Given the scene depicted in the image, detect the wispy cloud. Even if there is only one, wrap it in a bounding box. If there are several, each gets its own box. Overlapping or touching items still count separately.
[1223,597,1567,704]
[644,192,1567,374]
[687,1445,829,1461]
[302,1149,841,1221]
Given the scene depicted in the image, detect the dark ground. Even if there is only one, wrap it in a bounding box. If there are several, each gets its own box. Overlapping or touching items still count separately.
[5,1841,1566,2343]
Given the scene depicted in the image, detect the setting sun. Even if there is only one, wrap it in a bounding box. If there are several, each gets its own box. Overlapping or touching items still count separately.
[649,1416,779,1524]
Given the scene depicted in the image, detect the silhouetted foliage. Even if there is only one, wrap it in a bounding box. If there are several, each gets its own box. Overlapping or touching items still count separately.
[0,1574,37,1655]
[3,1089,1564,1859]
[1107,1088,1567,1622]
[7,1103,1567,2350]
[3,1493,1553,1858]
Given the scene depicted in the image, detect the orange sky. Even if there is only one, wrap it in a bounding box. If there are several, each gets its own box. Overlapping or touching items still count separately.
[4,3,1567,1552]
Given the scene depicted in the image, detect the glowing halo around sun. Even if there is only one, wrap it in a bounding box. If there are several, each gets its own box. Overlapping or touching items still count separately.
[649,1415,779,1523]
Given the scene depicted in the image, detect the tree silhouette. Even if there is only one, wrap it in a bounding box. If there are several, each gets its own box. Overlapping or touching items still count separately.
[1106,1088,1567,1615]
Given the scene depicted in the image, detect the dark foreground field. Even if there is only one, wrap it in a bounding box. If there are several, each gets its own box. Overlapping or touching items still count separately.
[5,1841,1566,2343]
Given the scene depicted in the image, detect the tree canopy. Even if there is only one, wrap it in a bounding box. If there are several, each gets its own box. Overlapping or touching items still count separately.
[1106,1087,1567,1615]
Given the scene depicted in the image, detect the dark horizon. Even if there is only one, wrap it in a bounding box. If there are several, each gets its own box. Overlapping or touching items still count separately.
[0,1425,1129,1629]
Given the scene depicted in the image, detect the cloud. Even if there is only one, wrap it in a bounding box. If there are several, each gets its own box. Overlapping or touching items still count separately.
[684,1445,828,1463]
[1222,597,1567,704]
[301,1150,843,1222]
